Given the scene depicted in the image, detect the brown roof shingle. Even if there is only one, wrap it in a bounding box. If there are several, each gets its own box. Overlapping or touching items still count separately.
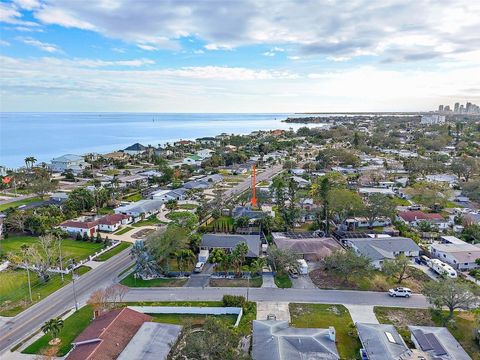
[66,308,151,360]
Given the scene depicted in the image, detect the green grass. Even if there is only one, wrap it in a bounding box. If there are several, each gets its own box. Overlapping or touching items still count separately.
[97,207,115,214]
[113,226,134,235]
[150,313,238,326]
[0,266,90,317]
[374,307,480,359]
[0,236,104,263]
[22,305,94,356]
[290,303,361,360]
[274,273,292,288]
[177,203,197,210]
[94,242,130,261]
[120,273,187,287]
[132,215,161,227]
[125,193,142,202]
[0,197,42,211]
[209,276,263,287]
[392,197,410,206]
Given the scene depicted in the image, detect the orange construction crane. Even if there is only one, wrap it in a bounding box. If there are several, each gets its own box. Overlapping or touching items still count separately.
[251,165,257,207]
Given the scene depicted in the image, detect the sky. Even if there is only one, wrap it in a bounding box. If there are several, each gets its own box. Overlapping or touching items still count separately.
[0,0,479,112]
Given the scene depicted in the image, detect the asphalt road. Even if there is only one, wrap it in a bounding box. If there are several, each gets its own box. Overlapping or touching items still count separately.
[223,164,283,198]
[0,248,133,354]
[123,287,430,308]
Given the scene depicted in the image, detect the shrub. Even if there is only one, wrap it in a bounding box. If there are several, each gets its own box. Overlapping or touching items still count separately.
[222,295,246,308]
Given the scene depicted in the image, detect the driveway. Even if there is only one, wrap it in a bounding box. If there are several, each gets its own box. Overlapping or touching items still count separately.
[410,264,439,281]
[292,275,316,289]
[345,305,379,324]
[185,274,210,288]
[256,302,290,321]
[261,273,277,288]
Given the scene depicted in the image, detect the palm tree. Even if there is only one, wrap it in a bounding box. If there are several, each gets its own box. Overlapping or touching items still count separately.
[250,258,266,277]
[231,242,249,276]
[175,249,196,275]
[24,156,36,169]
[41,317,64,339]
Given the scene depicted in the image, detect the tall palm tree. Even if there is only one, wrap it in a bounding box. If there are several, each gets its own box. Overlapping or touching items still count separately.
[24,156,36,169]
[41,317,64,339]
[176,249,196,275]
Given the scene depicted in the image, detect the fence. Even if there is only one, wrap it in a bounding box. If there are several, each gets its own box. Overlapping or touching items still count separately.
[128,306,243,327]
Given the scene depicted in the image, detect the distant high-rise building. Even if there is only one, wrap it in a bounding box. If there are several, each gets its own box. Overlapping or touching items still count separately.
[421,114,446,125]
[466,102,472,113]
[459,105,465,113]
[444,105,451,111]
[438,105,444,111]
[454,102,459,112]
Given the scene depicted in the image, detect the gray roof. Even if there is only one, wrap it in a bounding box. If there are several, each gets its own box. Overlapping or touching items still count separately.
[116,199,164,214]
[232,206,266,220]
[409,326,471,360]
[356,323,411,360]
[201,233,261,257]
[252,320,339,360]
[51,154,84,162]
[117,322,182,360]
[346,237,420,261]
[124,143,146,151]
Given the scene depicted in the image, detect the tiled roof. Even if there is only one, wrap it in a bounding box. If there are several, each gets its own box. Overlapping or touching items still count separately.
[67,308,151,360]
[98,213,130,225]
[60,220,98,229]
[398,211,444,222]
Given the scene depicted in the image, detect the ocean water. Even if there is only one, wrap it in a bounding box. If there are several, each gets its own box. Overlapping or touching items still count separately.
[0,112,323,168]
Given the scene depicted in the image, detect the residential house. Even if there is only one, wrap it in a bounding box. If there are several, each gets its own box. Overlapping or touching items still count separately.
[291,176,310,188]
[114,199,164,219]
[66,308,152,360]
[430,236,480,271]
[397,211,449,230]
[425,174,458,187]
[272,232,342,262]
[123,143,147,156]
[103,151,129,161]
[409,326,471,360]
[252,320,339,360]
[290,168,306,176]
[183,155,203,166]
[139,170,163,178]
[50,192,69,203]
[356,323,412,360]
[345,237,420,268]
[344,217,392,230]
[117,322,182,360]
[196,148,214,159]
[50,154,87,174]
[60,219,98,237]
[201,233,261,258]
[358,187,395,196]
[232,206,266,221]
[117,174,148,188]
[97,214,132,232]
[196,137,219,146]
[151,188,187,202]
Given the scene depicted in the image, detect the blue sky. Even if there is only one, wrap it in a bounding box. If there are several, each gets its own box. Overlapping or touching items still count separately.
[1,0,479,112]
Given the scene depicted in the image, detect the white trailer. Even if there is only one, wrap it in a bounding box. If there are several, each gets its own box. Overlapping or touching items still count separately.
[428,259,457,278]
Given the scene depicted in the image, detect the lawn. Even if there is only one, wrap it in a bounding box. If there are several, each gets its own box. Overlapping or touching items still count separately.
[309,267,430,292]
[0,236,104,263]
[209,276,263,287]
[0,197,42,212]
[94,242,130,261]
[22,305,94,357]
[374,307,480,359]
[392,197,410,206]
[0,266,90,317]
[149,313,238,326]
[124,193,142,202]
[208,216,234,232]
[113,226,134,235]
[274,273,292,288]
[290,303,361,360]
[132,215,161,227]
[120,273,187,287]
[177,203,198,210]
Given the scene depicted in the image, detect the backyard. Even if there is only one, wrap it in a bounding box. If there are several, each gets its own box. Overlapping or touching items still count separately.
[374,306,480,359]
[289,303,361,360]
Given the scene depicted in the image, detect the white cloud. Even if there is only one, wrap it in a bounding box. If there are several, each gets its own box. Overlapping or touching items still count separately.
[0,2,38,26]
[204,43,233,51]
[18,37,61,53]
[0,39,10,46]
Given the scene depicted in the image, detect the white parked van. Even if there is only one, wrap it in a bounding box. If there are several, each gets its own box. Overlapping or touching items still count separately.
[297,259,308,275]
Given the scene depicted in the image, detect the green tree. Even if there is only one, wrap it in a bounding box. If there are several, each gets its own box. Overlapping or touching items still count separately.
[323,249,372,283]
[422,278,478,319]
[147,225,187,273]
[328,189,364,225]
[363,194,396,228]
[41,317,64,339]
[231,242,249,276]
[382,254,412,284]
[267,247,299,275]
[250,257,266,276]
[175,248,196,275]
[209,248,227,264]
[64,188,95,214]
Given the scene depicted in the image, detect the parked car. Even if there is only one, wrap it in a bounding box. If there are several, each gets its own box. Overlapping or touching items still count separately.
[419,255,430,265]
[194,261,205,273]
[388,287,412,298]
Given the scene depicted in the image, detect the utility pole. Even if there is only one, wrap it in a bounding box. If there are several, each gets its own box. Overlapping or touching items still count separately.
[58,237,64,282]
[26,262,33,303]
[68,260,79,311]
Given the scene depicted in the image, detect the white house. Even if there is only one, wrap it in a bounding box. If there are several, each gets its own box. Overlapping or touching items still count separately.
[60,219,98,237]
[97,213,132,232]
[196,149,214,159]
[114,199,164,218]
[430,238,480,271]
[50,154,87,174]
